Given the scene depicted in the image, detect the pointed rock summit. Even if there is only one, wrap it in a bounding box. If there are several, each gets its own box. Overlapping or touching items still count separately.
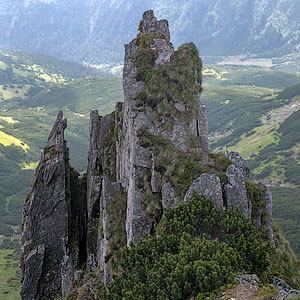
[140,10,170,39]
[21,112,69,299]
[20,11,274,299]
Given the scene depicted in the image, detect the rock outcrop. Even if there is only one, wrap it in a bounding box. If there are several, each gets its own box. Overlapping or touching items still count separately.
[184,174,223,211]
[20,112,70,299]
[218,275,300,300]
[20,10,274,299]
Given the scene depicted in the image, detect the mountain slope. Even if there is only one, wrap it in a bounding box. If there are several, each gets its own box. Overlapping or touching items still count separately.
[1,0,300,64]
[19,12,300,299]
[0,75,122,238]
[202,65,300,187]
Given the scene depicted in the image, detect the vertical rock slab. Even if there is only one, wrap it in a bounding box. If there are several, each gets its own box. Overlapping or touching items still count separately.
[227,151,250,179]
[184,174,223,211]
[21,111,69,300]
[251,183,274,241]
[120,10,209,245]
[225,164,252,218]
[142,10,170,39]
[98,175,125,284]
[87,106,127,276]
[86,110,116,270]
[263,186,274,240]
[62,169,87,298]
[86,110,102,270]
[223,151,273,239]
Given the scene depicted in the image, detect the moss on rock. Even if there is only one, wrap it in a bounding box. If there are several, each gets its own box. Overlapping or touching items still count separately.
[139,129,208,198]
[134,31,203,131]
[105,192,127,275]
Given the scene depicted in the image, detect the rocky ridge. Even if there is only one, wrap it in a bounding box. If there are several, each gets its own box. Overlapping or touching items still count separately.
[20,11,275,299]
[215,275,300,300]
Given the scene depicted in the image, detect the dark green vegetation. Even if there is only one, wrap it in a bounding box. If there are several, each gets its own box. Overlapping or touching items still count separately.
[267,223,300,288]
[0,238,21,299]
[202,65,300,187]
[202,65,300,257]
[245,109,300,186]
[0,50,122,299]
[67,194,299,299]
[0,49,103,90]
[271,187,300,257]
[203,65,300,89]
[277,82,300,100]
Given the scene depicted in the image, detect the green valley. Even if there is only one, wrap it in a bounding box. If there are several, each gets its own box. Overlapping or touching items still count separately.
[201,65,300,258]
[0,51,122,299]
[202,65,300,187]
[0,50,300,299]
[0,49,122,239]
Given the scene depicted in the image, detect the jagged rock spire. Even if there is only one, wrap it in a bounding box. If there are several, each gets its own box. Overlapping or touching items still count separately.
[20,111,70,299]
[121,10,209,246]
[20,11,274,299]
[141,10,170,39]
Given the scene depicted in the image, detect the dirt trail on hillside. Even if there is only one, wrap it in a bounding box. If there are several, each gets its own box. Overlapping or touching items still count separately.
[214,284,259,300]
[262,98,300,125]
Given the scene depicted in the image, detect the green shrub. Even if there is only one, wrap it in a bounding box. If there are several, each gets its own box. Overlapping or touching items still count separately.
[80,193,268,300]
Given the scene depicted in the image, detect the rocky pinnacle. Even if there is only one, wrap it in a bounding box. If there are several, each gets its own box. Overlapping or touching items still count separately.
[19,10,274,299]
[20,111,70,299]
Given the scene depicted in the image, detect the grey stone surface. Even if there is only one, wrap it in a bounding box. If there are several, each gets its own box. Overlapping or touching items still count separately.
[197,95,209,159]
[153,38,174,66]
[263,184,274,241]
[151,157,160,193]
[141,10,170,39]
[234,274,261,287]
[162,179,180,208]
[277,290,300,300]
[174,102,186,112]
[253,183,274,241]
[227,151,250,179]
[273,277,299,293]
[20,244,45,300]
[184,173,223,211]
[225,165,252,218]
[21,111,70,300]
[98,175,122,284]
[121,10,209,245]
[86,110,102,271]
[87,110,119,270]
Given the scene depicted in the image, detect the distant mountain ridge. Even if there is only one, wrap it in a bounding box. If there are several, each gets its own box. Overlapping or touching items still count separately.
[1,0,300,64]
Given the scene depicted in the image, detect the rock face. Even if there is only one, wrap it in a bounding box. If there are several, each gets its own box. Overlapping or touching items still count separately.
[183,150,274,240]
[184,174,223,211]
[20,10,274,299]
[21,112,87,299]
[119,9,209,246]
[225,164,252,218]
[20,112,70,299]
[273,277,300,300]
